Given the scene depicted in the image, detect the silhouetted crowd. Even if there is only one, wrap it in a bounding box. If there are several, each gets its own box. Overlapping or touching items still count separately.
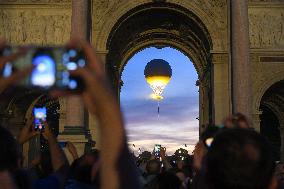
[0,39,284,189]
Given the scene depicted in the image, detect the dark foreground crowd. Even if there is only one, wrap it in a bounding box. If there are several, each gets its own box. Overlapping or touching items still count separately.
[0,39,284,189]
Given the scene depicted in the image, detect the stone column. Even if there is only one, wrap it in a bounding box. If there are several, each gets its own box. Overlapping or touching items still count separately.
[212,53,230,124]
[198,83,209,134]
[58,0,89,163]
[231,0,252,119]
[70,0,88,40]
[65,0,87,127]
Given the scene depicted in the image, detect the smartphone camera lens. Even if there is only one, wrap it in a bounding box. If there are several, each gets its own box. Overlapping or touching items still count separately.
[68,79,78,89]
[68,49,77,58]
[63,48,85,69]
[66,62,78,71]
[78,59,86,67]
[62,48,86,92]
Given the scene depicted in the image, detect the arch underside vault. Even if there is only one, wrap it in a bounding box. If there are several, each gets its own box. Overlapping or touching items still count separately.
[106,2,214,127]
[260,80,284,161]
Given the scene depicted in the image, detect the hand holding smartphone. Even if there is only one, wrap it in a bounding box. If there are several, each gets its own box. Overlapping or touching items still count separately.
[1,46,86,92]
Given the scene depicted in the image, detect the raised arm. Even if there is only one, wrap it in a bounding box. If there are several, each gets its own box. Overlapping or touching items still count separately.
[52,39,139,189]
[66,141,79,161]
[42,123,68,172]
[160,147,172,171]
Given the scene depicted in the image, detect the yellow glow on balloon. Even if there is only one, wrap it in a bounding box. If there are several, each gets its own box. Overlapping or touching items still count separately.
[150,93,164,100]
[145,76,171,86]
[146,76,171,101]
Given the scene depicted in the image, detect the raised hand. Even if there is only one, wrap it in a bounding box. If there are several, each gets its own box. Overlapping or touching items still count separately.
[41,121,54,141]
[18,116,39,144]
[66,141,79,160]
[160,147,166,159]
[52,39,124,189]
[193,141,207,172]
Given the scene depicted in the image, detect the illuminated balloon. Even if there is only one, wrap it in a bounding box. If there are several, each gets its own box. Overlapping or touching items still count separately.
[144,59,172,101]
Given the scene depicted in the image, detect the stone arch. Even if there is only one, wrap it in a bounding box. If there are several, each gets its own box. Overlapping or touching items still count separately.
[259,80,284,161]
[261,101,283,126]
[94,1,225,52]
[105,2,214,126]
[254,72,284,113]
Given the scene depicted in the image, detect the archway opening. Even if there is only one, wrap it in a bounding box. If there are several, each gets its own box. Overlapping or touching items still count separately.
[120,46,199,155]
[260,80,284,161]
[106,2,213,131]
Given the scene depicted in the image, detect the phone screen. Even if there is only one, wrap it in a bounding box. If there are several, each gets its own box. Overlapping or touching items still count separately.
[205,137,214,148]
[31,53,56,87]
[58,142,67,148]
[33,107,46,131]
[154,144,161,157]
[1,47,86,91]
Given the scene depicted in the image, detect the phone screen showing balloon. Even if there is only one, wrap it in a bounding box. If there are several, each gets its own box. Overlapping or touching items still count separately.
[33,107,46,131]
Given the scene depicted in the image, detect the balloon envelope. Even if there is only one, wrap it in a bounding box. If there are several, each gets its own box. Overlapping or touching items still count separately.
[144,59,172,78]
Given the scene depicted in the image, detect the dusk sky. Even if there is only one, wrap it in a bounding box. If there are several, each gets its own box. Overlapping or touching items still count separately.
[120,47,199,155]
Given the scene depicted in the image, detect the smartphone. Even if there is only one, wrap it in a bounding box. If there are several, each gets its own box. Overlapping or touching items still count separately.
[33,106,46,131]
[154,144,161,157]
[1,46,86,92]
[204,137,214,148]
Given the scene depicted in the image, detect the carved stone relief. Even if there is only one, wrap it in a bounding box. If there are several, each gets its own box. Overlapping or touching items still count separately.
[0,9,71,45]
[194,0,227,26]
[193,0,227,50]
[249,8,284,48]
[93,0,121,25]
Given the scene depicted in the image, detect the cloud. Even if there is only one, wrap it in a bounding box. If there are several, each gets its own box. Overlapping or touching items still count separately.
[121,95,199,155]
[121,95,199,125]
[127,131,198,144]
